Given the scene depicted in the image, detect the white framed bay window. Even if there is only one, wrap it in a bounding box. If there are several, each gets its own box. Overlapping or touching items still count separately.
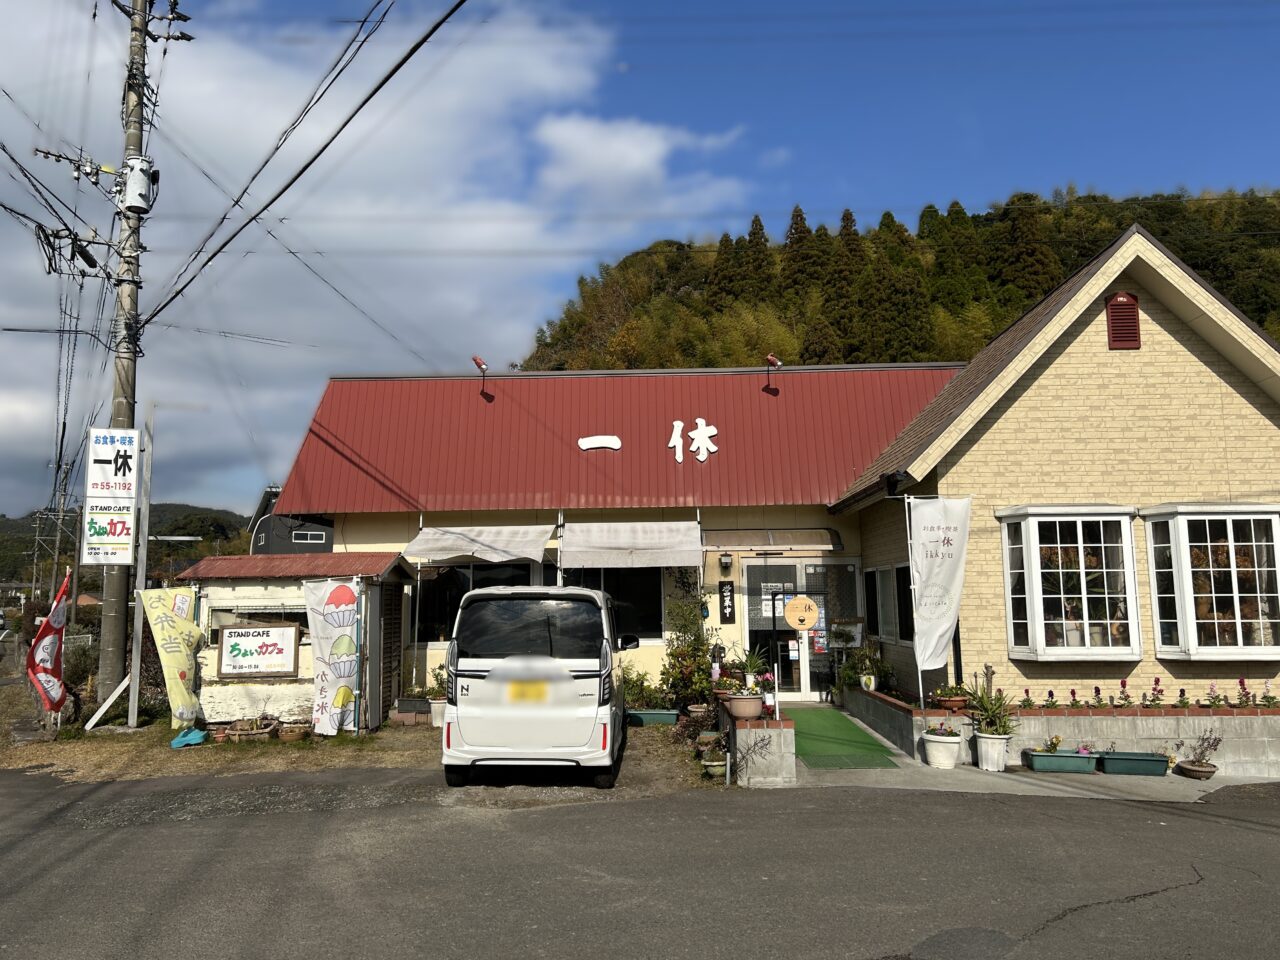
[997,505,1142,661]
[1141,505,1280,660]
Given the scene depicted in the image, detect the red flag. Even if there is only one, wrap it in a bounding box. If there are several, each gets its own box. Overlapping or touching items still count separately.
[27,572,70,712]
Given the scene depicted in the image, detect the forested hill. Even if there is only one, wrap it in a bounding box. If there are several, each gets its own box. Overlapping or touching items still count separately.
[520,189,1280,371]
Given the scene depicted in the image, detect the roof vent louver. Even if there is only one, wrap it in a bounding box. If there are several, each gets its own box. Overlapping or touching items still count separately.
[1106,291,1140,350]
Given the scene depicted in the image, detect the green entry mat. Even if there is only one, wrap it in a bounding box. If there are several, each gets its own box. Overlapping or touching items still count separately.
[788,708,897,770]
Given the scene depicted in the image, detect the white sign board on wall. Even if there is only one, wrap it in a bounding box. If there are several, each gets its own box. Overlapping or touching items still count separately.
[81,427,140,565]
[217,625,300,679]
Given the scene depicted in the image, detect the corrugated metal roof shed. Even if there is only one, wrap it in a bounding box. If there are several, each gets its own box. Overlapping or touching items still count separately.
[274,365,961,515]
[176,552,406,581]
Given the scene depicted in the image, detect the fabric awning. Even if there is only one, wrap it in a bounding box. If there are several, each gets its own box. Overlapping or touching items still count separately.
[701,528,844,552]
[403,525,554,564]
[559,521,702,569]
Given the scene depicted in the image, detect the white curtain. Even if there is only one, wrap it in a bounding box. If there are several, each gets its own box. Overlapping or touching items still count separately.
[907,497,972,671]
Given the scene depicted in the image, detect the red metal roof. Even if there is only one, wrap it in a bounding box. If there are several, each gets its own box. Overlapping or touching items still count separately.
[176,552,406,581]
[274,366,961,514]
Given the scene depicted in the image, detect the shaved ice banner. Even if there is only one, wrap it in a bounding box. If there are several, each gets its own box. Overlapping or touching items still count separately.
[140,586,204,729]
[304,578,361,735]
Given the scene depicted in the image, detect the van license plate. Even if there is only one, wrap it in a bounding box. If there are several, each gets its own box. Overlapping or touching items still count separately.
[507,681,548,704]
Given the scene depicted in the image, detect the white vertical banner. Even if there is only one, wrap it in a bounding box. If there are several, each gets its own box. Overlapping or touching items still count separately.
[304,578,361,735]
[907,496,972,671]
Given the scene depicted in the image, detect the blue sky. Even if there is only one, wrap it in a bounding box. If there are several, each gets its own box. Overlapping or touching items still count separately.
[2,0,1276,515]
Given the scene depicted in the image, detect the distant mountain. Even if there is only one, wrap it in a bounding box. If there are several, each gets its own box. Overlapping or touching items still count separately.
[0,503,251,588]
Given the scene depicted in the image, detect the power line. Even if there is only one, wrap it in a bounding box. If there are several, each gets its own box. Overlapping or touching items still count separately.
[141,0,472,329]
[158,0,394,301]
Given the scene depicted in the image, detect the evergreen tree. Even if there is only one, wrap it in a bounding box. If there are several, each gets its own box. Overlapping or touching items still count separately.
[781,205,825,305]
[707,232,742,310]
[997,192,1064,305]
[801,310,843,365]
[872,211,915,266]
[838,208,868,275]
[850,255,931,363]
[740,214,776,302]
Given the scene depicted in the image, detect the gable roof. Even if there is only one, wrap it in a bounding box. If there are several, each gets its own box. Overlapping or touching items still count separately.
[833,223,1280,510]
[273,365,960,515]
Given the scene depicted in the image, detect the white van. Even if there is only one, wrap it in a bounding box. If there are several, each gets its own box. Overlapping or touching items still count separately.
[441,586,639,788]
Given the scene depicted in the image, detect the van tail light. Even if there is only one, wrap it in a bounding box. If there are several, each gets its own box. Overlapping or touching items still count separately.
[598,642,613,706]
[446,641,458,706]
[446,722,451,749]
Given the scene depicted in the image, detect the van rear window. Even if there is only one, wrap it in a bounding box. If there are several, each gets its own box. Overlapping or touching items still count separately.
[455,597,605,659]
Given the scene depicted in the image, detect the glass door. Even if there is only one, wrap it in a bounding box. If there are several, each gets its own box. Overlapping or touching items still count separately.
[742,559,807,699]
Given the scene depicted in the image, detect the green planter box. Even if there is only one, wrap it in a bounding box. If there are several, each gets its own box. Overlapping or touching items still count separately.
[627,709,680,727]
[1024,751,1097,773]
[1097,752,1170,776]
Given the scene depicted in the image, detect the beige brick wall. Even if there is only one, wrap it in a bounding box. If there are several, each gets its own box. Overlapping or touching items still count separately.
[931,272,1280,700]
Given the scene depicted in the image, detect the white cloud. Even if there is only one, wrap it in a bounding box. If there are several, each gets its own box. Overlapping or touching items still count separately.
[0,1,749,516]
[758,146,791,169]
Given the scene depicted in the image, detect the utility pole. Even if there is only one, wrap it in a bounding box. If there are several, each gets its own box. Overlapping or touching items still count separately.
[97,0,151,694]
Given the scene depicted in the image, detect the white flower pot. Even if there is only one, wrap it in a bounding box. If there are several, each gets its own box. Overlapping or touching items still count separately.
[922,732,962,769]
[860,674,877,692]
[975,732,1012,772]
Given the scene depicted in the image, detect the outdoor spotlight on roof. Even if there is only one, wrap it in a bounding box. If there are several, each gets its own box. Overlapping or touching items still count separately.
[472,354,489,395]
[765,352,783,392]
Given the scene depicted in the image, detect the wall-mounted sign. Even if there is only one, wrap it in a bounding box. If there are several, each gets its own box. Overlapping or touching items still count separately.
[718,580,735,624]
[81,427,140,565]
[217,625,300,679]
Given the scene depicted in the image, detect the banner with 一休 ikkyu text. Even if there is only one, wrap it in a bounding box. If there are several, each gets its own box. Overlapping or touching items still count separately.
[139,587,204,729]
[304,579,361,736]
[907,496,972,672]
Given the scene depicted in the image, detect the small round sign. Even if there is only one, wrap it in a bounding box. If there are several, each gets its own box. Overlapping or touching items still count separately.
[783,594,819,631]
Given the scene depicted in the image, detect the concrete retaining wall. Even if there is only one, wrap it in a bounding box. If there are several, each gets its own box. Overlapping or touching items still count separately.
[840,687,1280,776]
[719,702,796,787]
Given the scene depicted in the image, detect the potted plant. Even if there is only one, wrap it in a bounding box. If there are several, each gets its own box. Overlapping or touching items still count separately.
[965,680,1018,772]
[932,683,970,712]
[1024,736,1097,773]
[621,664,679,725]
[395,683,431,716]
[1174,728,1223,780]
[1095,739,1172,776]
[279,722,310,743]
[424,664,448,727]
[726,682,764,721]
[226,714,281,743]
[839,647,886,694]
[701,745,728,778]
[921,720,963,768]
[742,649,767,688]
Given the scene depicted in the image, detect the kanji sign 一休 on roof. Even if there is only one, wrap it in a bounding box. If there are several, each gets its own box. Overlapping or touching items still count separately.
[81,427,140,566]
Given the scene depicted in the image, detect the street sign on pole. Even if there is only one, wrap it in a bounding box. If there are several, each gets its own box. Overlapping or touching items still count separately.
[81,427,140,566]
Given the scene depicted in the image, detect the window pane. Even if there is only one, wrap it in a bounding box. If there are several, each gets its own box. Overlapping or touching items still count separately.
[1233,519,1253,543]
[1158,595,1178,621]
[1188,519,1208,544]
[895,566,914,642]
[563,568,603,591]
[1151,520,1170,547]
[1103,520,1123,545]
[1038,521,1058,545]
[1010,572,1025,596]
[1041,571,1061,594]
[1012,622,1029,646]
[863,570,879,636]
[1155,571,1175,594]
[1006,523,1023,547]
[878,569,897,639]
[1011,597,1027,621]
[1043,597,1063,620]
[473,563,533,589]
[1159,622,1179,647]
[603,567,663,637]
[1208,518,1229,542]
[1082,520,1102,544]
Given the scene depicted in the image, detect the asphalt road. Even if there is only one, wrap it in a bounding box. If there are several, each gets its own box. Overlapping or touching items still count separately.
[1,767,1277,960]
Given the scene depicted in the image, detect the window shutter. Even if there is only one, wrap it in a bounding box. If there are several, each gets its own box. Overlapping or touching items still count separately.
[1106,291,1140,349]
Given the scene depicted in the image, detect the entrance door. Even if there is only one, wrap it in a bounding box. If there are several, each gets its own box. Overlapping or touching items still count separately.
[741,559,810,700]
[741,557,861,702]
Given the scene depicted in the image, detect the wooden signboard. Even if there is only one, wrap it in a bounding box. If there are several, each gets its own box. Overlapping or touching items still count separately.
[783,594,820,632]
[217,624,300,679]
